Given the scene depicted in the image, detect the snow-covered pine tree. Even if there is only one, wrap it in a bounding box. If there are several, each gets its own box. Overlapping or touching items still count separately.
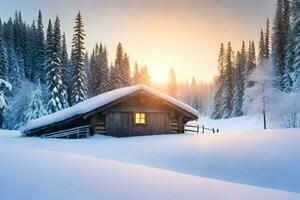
[27,21,38,82]
[53,17,68,109]
[265,18,270,59]
[71,11,87,105]
[122,53,131,87]
[23,80,47,127]
[232,42,247,117]
[98,45,110,94]
[167,67,177,98]
[258,29,266,65]
[0,19,2,34]
[292,0,300,92]
[4,22,22,95]
[272,0,291,90]
[61,33,71,104]
[0,35,7,80]
[36,10,46,83]
[133,61,140,85]
[45,18,68,113]
[110,42,124,90]
[89,49,97,96]
[211,43,225,119]
[246,41,257,87]
[222,42,234,118]
[0,79,12,128]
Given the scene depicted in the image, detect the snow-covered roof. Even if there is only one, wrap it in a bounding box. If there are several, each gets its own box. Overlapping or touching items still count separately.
[24,84,198,132]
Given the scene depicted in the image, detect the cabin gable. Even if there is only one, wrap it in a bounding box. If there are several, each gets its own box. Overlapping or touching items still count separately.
[91,91,195,137]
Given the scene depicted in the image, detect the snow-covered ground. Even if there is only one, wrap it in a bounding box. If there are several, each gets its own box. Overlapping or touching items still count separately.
[190,114,287,131]
[1,126,300,199]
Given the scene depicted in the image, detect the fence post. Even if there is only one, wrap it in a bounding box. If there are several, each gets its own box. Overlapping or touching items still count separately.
[196,125,199,133]
[202,125,204,134]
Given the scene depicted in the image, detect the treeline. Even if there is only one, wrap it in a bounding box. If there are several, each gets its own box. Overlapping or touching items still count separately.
[211,0,300,128]
[0,10,155,129]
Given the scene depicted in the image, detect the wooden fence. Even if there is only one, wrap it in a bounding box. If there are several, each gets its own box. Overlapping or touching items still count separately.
[41,125,91,139]
[184,124,219,134]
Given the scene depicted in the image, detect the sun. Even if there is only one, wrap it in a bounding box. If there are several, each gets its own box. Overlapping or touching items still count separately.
[151,71,168,83]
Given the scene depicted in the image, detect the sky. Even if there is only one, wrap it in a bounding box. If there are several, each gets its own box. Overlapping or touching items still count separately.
[0,0,275,83]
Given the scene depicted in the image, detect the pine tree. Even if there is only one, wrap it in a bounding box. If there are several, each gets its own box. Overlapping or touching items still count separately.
[71,11,87,105]
[211,43,225,119]
[222,42,234,118]
[45,19,60,113]
[0,35,7,80]
[98,45,110,93]
[23,81,47,126]
[232,52,244,117]
[36,10,46,83]
[265,18,270,59]
[89,49,97,95]
[258,29,265,65]
[133,61,140,85]
[0,79,11,128]
[167,67,177,98]
[122,53,131,86]
[292,0,300,92]
[53,17,68,109]
[61,33,71,104]
[232,41,247,117]
[110,42,124,90]
[247,41,257,87]
[272,0,291,90]
[27,21,38,81]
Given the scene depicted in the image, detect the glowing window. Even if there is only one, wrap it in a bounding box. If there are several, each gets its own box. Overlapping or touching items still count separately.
[134,112,146,124]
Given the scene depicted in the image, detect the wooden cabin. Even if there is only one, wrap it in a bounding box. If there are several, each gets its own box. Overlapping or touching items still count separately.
[24,85,198,138]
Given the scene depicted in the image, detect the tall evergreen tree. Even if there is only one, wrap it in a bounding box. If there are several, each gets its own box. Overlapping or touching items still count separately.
[211,43,225,119]
[110,42,124,90]
[23,81,47,126]
[232,52,246,117]
[45,19,61,113]
[247,41,257,87]
[232,42,247,117]
[265,18,270,59]
[0,79,11,128]
[291,0,300,92]
[258,29,266,65]
[133,61,140,85]
[0,35,7,80]
[61,33,71,103]
[36,10,46,83]
[98,45,110,93]
[222,42,234,118]
[122,53,131,86]
[272,0,291,90]
[71,11,87,105]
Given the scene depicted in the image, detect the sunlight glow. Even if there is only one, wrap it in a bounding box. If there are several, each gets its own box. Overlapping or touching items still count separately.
[151,70,168,83]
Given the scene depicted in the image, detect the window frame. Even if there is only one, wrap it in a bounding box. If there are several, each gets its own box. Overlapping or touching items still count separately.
[134,112,147,125]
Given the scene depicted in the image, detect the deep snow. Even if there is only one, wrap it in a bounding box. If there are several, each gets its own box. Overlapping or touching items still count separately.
[1,128,300,199]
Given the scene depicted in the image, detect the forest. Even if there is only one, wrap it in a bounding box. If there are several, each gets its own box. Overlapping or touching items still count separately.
[0,0,299,130]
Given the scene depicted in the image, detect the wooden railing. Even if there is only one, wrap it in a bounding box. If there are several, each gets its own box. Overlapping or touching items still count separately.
[41,125,91,139]
[184,124,219,134]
